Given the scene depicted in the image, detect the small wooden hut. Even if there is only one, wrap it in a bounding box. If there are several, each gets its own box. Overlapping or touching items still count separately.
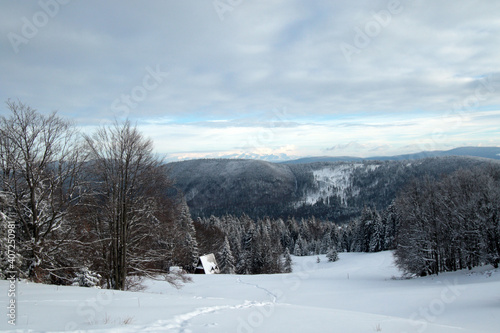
[194,253,220,274]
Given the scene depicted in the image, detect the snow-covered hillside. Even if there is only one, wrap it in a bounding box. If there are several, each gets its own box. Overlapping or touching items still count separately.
[300,164,358,206]
[299,163,379,206]
[169,156,491,221]
[1,252,499,332]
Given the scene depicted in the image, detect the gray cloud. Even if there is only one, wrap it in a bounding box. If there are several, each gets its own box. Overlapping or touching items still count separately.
[1,0,499,157]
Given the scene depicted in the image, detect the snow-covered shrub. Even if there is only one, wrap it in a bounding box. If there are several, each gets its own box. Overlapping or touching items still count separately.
[327,247,339,262]
[72,268,101,288]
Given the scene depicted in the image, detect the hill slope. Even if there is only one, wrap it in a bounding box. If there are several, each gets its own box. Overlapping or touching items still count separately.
[168,156,497,221]
[168,159,296,218]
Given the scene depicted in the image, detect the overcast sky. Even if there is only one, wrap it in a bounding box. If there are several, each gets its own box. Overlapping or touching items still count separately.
[1,0,499,160]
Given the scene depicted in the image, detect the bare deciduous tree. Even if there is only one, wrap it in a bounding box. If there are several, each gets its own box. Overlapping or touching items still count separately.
[0,100,83,281]
[394,166,500,276]
[82,120,181,290]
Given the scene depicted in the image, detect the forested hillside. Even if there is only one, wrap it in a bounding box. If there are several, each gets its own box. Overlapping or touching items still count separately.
[168,157,497,222]
[190,164,500,277]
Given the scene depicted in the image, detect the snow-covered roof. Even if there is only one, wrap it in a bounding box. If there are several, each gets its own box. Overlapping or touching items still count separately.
[197,254,220,274]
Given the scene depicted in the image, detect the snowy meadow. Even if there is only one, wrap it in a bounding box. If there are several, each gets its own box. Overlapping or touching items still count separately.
[1,251,499,333]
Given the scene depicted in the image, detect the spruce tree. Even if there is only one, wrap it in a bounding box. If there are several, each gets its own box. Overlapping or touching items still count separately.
[219,236,236,274]
[176,203,199,272]
[327,247,339,262]
[237,224,255,274]
[369,213,384,252]
[283,248,293,273]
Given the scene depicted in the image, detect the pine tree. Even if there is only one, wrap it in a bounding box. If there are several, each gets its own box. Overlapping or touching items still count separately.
[237,223,255,274]
[330,226,340,251]
[180,203,199,272]
[327,247,339,262]
[320,232,332,254]
[339,224,354,252]
[294,234,309,256]
[293,243,301,257]
[282,248,292,273]
[72,267,101,288]
[184,233,199,272]
[219,236,236,274]
[369,212,384,252]
[353,206,379,252]
[382,204,399,250]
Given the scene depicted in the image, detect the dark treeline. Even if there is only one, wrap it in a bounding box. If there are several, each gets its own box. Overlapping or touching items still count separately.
[195,215,289,274]
[193,214,329,275]
[191,208,397,275]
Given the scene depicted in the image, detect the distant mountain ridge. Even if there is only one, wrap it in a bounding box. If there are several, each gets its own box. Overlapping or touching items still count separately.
[282,147,500,164]
[166,146,500,163]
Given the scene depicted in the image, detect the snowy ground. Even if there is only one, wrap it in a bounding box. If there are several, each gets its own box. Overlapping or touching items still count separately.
[1,251,499,332]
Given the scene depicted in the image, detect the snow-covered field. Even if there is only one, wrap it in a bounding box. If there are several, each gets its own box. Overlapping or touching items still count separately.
[1,252,499,332]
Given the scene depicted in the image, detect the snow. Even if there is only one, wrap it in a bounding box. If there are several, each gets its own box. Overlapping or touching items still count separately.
[300,163,373,206]
[1,251,499,332]
[301,165,357,206]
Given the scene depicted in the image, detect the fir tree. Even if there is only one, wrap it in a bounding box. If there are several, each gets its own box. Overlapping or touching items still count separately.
[327,247,339,262]
[294,234,307,256]
[320,232,332,254]
[293,242,302,257]
[237,223,255,274]
[72,267,101,288]
[369,213,384,252]
[382,204,399,250]
[176,203,199,272]
[219,236,236,274]
[282,248,292,273]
